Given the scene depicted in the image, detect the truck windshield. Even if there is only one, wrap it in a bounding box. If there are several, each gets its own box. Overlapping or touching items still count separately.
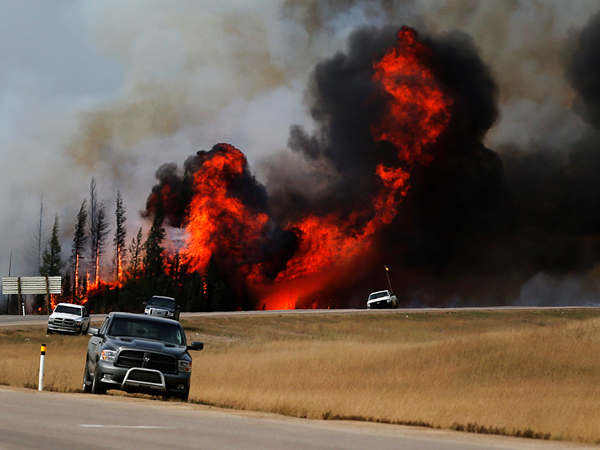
[108,317,184,345]
[369,292,388,300]
[148,297,175,308]
[54,305,82,316]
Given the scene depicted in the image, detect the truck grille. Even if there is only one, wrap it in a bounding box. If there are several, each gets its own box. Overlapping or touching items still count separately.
[369,300,390,309]
[116,350,178,374]
[127,369,163,384]
[52,318,76,328]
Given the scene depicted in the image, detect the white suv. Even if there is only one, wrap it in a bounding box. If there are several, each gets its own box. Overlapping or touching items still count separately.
[47,303,90,335]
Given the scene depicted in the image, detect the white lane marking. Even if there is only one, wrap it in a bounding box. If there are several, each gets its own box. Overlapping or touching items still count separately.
[80,424,174,429]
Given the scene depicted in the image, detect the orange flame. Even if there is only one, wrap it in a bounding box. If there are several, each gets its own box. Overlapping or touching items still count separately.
[184,144,269,274]
[371,27,452,163]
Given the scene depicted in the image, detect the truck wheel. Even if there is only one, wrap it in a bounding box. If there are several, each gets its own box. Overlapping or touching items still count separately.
[46,328,52,335]
[82,360,92,393]
[91,369,106,395]
[180,388,189,402]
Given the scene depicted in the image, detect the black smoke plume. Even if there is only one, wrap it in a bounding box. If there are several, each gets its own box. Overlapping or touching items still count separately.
[568,11,600,128]
[275,26,510,303]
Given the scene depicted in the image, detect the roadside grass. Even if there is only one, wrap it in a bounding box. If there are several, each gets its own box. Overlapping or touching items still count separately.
[1,309,600,443]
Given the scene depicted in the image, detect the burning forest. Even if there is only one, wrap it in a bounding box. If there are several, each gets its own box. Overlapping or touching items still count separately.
[135,26,499,310]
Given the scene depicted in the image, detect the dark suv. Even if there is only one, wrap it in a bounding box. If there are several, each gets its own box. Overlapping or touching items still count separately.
[83,312,203,401]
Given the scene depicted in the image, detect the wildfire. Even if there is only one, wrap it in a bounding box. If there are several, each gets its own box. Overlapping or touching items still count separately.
[184,144,269,274]
[248,27,452,309]
[79,27,454,313]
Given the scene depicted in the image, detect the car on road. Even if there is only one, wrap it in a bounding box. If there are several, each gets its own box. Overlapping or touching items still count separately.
[366,290,399,309]
[83,312,203,401]
[47,303,90,335]
[144,295,180,321]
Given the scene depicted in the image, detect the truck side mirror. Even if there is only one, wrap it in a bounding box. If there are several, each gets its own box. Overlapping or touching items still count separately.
[88,327,100,336]
[187,342,203,351]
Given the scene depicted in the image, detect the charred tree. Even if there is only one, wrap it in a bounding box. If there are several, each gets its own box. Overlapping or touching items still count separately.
[92,203,110,286]
[89,179,98,284]
[113,190,127,281]
[40,216,62,277]
[143,215,166,279]
[128,227,143,278]
[71,200,88,300]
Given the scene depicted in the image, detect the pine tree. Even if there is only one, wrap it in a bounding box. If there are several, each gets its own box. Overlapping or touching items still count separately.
[40,216,62,276]
[89,179,98,284]
[128,227,143,277]
[113,190,127,281]
[72,200,88,298]
[62,271,72,300]
[92,203,110,286]
[144,215,166,278]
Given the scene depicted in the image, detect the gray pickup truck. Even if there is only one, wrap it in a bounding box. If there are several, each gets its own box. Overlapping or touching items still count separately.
[83,312,203,401]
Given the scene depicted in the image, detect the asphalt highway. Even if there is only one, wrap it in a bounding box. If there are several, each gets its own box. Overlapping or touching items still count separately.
[1,305,599,328]
[0,388,585,450]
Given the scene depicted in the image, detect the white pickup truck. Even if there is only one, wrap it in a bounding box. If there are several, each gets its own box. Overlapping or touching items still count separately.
[47,303,90,335]
[366,290,399,309]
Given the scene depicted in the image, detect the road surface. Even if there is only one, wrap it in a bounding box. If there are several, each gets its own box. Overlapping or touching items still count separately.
[1,306,599,327]
[0,388,584,450]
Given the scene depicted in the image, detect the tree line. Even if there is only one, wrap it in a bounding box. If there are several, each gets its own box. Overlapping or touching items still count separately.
[26,178,241,314]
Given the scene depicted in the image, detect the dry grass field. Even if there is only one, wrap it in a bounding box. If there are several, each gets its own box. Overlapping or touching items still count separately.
[1,309,600,443]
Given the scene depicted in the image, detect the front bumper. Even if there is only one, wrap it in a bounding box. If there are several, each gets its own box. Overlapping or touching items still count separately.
[144,308,176,319]
[367,299,393,309]
[48,322,83,333]
[97,360,190,393]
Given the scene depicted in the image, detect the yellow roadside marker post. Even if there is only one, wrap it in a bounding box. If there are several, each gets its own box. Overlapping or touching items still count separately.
[38,344,46,391]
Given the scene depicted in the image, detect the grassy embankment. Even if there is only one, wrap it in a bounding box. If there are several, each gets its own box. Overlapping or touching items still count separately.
[1,309,600,443]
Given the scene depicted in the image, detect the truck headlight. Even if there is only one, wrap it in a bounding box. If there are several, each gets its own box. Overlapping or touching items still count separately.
[100,350,117,362]
[178,360,192,373]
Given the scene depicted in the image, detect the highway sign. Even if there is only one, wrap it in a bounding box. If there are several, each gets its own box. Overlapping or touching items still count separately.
[2,276,62,295]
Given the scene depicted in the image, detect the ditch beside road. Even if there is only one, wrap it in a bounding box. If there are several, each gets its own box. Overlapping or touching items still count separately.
[0,388,586,450]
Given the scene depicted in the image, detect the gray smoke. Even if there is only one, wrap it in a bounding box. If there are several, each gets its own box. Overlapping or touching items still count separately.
[516,272,600,307]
